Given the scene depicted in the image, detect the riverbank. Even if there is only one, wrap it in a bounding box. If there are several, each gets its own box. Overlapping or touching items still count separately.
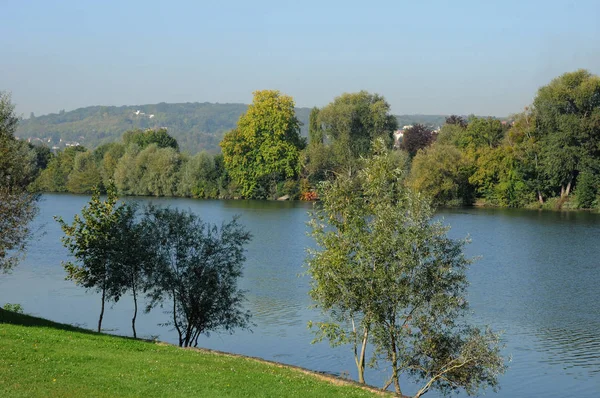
[0,308,385,397]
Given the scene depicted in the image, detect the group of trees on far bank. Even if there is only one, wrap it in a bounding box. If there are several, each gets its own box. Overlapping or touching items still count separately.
[23,69,600,210]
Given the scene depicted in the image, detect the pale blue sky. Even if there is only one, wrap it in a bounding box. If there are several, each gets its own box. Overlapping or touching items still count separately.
[1,0,599,117]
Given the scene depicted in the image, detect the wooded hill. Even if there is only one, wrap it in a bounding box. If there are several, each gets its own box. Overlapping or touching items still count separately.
[16,102,453,154]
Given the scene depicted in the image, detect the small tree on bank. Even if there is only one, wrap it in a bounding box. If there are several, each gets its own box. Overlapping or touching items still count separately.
[56,183,136,333]
[142,206,252,347]
[307,139,505,396]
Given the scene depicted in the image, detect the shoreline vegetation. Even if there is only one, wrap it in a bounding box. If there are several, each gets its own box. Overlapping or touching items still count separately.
[0,308,390,397]
[22,70,600,212]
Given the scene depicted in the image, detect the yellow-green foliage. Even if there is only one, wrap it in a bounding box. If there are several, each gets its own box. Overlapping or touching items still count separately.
[407,144,473,206]
[221,90,305,198]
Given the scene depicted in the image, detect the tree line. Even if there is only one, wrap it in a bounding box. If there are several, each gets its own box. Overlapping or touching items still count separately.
[26,69,600,210]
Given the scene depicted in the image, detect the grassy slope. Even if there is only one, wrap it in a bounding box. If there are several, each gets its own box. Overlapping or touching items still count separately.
[0,309,382,398]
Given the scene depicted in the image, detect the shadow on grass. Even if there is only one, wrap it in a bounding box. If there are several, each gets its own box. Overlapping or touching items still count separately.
[0,308,152,342]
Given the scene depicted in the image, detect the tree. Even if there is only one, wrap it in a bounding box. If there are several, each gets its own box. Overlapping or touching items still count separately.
[66,150,102,193]
[142,206,252,347]
[33,146,87,192]
[401,124,434,157]
[445,115,468,128]
[407,144,474,206]
[0,91,39,273]
[307,139,505,396]
[316,91,398,174]
[56,183,134,333]
[534,69,600,198]
[177,152,219,198]
[122,128,179,151]
[462,117,505,149]
[220,90,306,198]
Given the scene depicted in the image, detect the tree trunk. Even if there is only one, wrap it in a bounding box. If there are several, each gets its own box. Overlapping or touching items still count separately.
[565,179,572,197]
[98,283,106,333]
[173,293,182,347]
[538,190,544,204]
[357,327,368,384]
[131,280,138,339]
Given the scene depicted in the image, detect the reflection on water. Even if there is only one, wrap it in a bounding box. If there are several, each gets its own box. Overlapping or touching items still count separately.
[1,196,600,397]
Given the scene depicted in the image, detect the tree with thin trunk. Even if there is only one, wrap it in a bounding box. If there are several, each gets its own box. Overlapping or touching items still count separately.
[307,139,506,396]
[142,206,252,347]
[56,182,134,333]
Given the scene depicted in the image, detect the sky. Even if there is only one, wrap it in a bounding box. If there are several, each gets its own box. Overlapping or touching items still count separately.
[1,0,599,117]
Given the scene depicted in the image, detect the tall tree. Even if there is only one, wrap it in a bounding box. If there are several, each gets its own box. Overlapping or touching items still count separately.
[143,206,252,347]
[534,69,600,198]
[220,90,306,198]
[307,139,505,395]
[0,91,39,274]
[56,183,133,333]
[316,91,398,175]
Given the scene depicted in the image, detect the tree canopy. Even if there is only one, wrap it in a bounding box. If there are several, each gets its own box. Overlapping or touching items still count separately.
[220,90,306,198]
[307,139,505,395]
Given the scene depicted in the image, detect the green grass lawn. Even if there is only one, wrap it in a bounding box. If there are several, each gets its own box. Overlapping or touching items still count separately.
[0,309,384,397]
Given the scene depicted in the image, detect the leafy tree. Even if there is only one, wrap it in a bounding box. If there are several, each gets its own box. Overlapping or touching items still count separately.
[316,91,398,174]
[534,69,600,198]
[98,142,126,188]
[220,90,306,198]
[113,144,180,196]
[407,144,474,206]
[462,117,505,149]
[34,146,87,192]
[56,183,134,333]
[177,152,219,198]
[122,128,179,151]
[506,108,547,204]
[307,139,505,395]
[574,171,598,208]
[66,151,102,194]
[445,115,468,128]
[142,206,252,347]
[0,91,39,273]
[308,106,323,145]
[469,146,532,207]
[401,124,434,157]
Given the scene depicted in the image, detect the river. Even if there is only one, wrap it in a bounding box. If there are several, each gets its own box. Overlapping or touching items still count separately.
[1,194,599,397]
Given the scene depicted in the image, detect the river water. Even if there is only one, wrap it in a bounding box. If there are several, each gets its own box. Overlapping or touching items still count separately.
[1,194,599,397]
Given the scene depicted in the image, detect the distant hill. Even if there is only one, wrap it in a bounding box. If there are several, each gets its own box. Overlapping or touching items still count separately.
[16,103,452,154]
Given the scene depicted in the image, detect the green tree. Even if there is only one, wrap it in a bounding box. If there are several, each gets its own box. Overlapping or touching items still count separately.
[122,128,179,151]
[407,144,474,206]
[177,152,219,198]
[462,117,505,149]
[34,146,87,192]
[220,90,306,198]
[534,69,600,198]
[142,206,252,347]
[316,91,398,174]
[66,151,102,194]
[0,91,39,273]
[56,183,134,333]
[307,140,505,395]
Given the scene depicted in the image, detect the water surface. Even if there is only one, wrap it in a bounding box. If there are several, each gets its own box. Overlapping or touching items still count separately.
[1,194,599,397]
